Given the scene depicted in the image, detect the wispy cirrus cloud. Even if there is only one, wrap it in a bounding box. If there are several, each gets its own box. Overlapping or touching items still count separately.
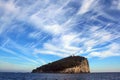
[77,0,97,14]
[0,38,46,65]
[87,43,120,58]
[110,0,120,10]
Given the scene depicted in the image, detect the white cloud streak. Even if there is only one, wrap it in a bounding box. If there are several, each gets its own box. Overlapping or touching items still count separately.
[77,0,96,14]
[87,43,120,58]
[0,47,39,64]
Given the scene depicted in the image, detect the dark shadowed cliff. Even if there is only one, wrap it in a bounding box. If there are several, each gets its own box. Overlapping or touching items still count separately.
[32,56,90,73]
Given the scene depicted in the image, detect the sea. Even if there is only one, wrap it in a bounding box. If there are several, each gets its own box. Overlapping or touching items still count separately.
[0,72,120,80]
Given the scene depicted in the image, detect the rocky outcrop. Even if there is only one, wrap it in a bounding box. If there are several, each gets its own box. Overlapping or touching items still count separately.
[32,56,90,73]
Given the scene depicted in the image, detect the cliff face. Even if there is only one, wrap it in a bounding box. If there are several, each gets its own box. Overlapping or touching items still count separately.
[32,56,90,73]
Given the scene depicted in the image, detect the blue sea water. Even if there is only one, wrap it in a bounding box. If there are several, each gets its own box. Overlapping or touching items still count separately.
[0,72,120,80]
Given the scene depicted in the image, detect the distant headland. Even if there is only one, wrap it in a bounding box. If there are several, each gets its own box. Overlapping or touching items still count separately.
[32,56,90,73]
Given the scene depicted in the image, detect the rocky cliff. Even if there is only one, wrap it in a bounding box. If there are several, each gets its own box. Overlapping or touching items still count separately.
[32,56,90,73]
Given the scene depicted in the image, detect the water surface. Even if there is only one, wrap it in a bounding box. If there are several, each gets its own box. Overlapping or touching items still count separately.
[0,72,120,80]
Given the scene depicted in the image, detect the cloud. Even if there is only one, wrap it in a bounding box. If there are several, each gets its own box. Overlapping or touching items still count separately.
[87,43,120,58]
[33,32,82,57]
[0,38,46,65]
[33,22,120,58]
[28,0,74,36]
[41,24,64,35]
[0,0,20,35]
[0,0,19,14]
[1,38,10,47]
[77,0,97,14]
[0,46,39,64]
[34,49,69,57]
[111,0,120,10]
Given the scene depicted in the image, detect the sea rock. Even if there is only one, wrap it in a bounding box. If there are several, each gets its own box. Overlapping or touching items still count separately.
[32,56,90,73]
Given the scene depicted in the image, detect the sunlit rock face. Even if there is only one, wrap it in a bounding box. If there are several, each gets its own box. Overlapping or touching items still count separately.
[32,56,90,73]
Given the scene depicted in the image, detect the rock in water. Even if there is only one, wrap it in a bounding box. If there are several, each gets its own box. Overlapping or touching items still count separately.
[32,56,90,73]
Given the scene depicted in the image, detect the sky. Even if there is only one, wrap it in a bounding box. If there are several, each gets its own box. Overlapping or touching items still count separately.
[0,0,120,72]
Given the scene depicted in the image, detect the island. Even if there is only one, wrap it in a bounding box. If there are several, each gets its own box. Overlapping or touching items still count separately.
[32,56,90,73]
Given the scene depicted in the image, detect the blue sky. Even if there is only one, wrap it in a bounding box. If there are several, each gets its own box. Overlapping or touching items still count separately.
[0,0,120,72]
